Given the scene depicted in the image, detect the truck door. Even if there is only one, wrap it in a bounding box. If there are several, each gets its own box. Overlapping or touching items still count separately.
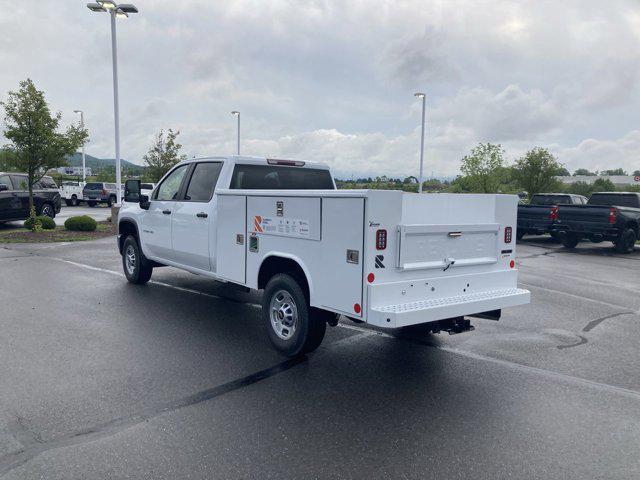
[0,175,18,220]
[9,175,29,218]
[170,162,223,271]
[141,164,189,260]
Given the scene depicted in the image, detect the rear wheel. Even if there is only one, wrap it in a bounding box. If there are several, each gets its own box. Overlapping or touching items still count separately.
[107,195,116,207]
[122,235,153,284]
[40,203,55,218]
[71,195,78,206]
[65,199,72,207]
[88,201,96,207]
[262,273,326,357]
[561,232,580,249]
[614,228,637,254]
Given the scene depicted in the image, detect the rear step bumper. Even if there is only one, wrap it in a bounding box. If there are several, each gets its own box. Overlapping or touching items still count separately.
[369,287,530,328]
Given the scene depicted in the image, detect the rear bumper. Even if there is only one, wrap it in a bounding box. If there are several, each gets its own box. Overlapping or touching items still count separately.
[518,220,552,234]
[366,270,530,328]
[552,222,621,239]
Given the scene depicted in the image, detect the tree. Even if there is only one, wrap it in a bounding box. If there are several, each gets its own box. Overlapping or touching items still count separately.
[602,168,627,176]
[459,143,506,193]
[557,167,570,176]
[143,129,187,182]
[2,79,87,229]
[573,168,596,176]
[512,147,564,195]
[632,170,640,176]
[592,178,616,192]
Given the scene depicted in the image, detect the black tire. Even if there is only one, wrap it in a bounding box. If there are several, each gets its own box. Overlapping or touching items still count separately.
[262,273,326,357]
[122,235,153,284]
[107,195,116,207]
[39,203,55,218]
[65,199,72,207]
[71,195,78,206]
[614,228,637,254]
[88,201,96,208]
[561,232,580,249]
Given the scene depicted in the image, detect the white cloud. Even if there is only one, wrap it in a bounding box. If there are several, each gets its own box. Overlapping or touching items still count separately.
[556,131,640,174]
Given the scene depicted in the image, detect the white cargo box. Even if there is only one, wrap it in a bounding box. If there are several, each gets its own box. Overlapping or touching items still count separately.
[215,189,529,328]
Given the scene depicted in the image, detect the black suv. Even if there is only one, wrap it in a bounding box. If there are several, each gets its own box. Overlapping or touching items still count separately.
[0,172,61,223]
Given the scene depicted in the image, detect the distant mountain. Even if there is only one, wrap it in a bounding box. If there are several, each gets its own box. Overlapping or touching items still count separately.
[66,153,144,173]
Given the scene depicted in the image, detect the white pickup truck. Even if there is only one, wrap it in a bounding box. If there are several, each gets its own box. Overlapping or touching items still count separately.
[119,156,530,356]
[59,181,85,206]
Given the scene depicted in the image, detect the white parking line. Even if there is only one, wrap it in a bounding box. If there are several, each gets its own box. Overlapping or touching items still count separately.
[520,281,637,312]
[50,256,640,401]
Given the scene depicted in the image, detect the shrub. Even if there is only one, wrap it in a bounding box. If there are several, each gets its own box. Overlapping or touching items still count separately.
[24,215,56,230]
[64,215,97,232]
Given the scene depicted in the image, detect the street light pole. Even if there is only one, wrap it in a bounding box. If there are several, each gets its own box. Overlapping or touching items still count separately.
[73,110,86,182]
[231,111,240,155]
[109,9,122,204]
[87,1,138,204]
[414,92,426,194]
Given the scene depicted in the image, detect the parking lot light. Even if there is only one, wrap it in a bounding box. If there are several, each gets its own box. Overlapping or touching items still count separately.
[86,1,139,204]
[73,110,87,183]
[414,92,426,194]
[231,111,240,155]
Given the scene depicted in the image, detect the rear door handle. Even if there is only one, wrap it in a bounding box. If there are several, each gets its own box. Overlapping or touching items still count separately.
[196,212,208,218]
[162,209,171,215]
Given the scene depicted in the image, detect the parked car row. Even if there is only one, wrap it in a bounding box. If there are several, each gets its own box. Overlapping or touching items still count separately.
[517,191,639,253]
[0,172,61,223]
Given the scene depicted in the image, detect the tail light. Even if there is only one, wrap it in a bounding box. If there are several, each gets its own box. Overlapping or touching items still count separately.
[102,188,107,195]
[609,207,617,224]
[376,229,387,250]
[549,206,559,221]
[504,226,512,243]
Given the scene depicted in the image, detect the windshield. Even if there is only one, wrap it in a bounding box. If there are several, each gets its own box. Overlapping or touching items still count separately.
[230,164,334,190]
[588,193,639,208]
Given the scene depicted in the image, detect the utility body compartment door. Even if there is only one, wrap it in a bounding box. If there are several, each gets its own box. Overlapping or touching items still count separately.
[216,195,246,282]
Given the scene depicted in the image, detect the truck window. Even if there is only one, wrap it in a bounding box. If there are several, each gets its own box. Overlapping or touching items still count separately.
[40,177,57,189]
[84,183,102,190]
[155,165,188,201]
[230,164,334,190]
[184,162,223,202]
[588,193,639,208]
[531,194,571,205]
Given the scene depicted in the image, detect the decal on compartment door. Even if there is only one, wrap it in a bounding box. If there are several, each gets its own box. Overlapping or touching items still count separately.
[253,215,310,238]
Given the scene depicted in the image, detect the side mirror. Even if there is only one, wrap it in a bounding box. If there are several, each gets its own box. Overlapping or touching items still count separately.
[124,179,140,203]
[140,194,150,210]
[0,184,8,192]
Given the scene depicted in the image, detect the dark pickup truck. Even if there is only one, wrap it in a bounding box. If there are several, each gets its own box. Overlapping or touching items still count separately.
[517,193,587,240]
[553,192,640,253]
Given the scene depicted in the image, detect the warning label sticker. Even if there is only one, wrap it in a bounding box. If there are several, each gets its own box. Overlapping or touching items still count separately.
[253,215,310,238]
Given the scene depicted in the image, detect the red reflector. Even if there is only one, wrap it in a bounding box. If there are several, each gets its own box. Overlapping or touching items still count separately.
[266,158,305,167]
[376,229,387,250]
[504,226,512,243]
[367,273,375,283]
[549,206,559,221]
[609,207,616,225]
[353,303,361,314]
[509,260,515,268]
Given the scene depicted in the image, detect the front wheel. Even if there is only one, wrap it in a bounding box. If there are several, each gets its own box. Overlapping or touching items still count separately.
[122,235,153,284]
[262,273,326,357]
[88,201,96,208]
[40,203,55,218]
[614,228,637,254]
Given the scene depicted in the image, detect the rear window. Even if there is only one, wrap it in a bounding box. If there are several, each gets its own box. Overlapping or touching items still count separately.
[40,177,57,189]
[588,193,640,208]
[530,195,571,205]
[84,183,102,189]
[230,164,334,190]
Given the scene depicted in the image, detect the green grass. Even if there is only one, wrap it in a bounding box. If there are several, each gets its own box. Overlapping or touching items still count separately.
[0,222,113,243]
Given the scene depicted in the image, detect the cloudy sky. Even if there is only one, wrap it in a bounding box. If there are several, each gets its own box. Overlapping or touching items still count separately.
[1,0,639,177]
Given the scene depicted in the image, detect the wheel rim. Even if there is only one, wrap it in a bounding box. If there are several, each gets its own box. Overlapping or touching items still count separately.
[269,289,298,340]
[41,205,53,217]
[125,244,136,275]
[626,232,635,250]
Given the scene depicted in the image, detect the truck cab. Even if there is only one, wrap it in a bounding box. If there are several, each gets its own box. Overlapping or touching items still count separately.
[119,156,529,356]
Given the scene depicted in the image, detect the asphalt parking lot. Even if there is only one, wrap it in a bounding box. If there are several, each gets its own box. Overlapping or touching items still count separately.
[0,235,638,479]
